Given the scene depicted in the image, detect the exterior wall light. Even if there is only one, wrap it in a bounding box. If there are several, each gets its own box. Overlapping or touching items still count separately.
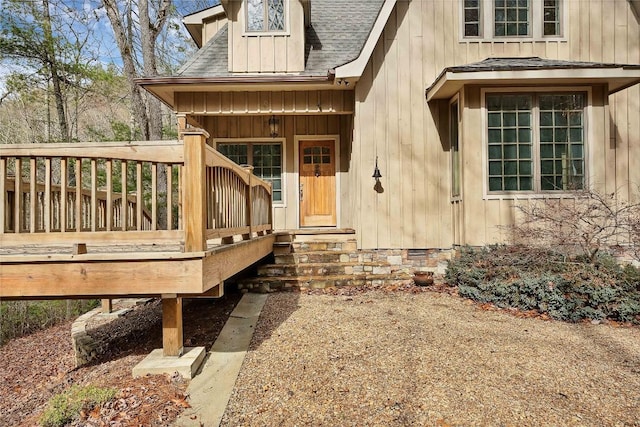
[269,115,280,137]
[372,156,382,181]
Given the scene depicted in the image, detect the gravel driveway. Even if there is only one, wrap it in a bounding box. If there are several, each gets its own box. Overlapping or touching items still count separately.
[221,290,640,426]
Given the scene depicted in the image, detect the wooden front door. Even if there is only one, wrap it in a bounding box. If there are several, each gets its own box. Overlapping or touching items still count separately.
[299,140,336,227]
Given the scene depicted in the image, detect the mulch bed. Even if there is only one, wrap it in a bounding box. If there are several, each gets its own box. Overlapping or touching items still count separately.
[0,290,241,426]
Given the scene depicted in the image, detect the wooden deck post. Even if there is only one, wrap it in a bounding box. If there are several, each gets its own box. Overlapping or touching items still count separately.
[101,299,112,313]
[182,129,210,253]
[243,166,253,241]
[162,295,183,357]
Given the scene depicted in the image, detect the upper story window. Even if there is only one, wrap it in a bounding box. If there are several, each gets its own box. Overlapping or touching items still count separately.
[463,0,563,40]
[247,0,286,32]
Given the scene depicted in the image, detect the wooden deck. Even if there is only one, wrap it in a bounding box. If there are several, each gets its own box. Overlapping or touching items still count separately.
[0,130,274,356]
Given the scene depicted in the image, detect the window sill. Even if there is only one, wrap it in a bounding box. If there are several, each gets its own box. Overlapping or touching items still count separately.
[459,36,567,43]
[483,191,586,201]
[242,30,291,37]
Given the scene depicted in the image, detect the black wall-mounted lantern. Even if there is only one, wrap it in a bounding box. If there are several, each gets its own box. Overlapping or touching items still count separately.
[372,156,382,182]
[268,115,280,137]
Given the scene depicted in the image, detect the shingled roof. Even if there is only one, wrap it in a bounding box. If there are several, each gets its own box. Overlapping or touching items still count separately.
[175,0,386,78]
[426,57,640,101]
[436,57,640,74]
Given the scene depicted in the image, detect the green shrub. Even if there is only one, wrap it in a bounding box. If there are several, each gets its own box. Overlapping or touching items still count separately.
[40,385,117,427]
[446,246,640,323]
[0,300,99,345]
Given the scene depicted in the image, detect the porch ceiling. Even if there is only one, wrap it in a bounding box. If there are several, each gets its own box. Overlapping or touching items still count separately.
[426,57,640,101]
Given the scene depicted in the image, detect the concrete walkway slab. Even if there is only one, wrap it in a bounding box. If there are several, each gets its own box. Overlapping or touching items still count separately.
[175,293,268,427]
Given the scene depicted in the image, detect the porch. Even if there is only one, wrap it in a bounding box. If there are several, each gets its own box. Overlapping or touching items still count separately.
[0,130,274,361]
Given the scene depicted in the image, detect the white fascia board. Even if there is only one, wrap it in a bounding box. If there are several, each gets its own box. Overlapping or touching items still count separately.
[426,68,640,101]
[183,4,225,25]
[334,0,397,80]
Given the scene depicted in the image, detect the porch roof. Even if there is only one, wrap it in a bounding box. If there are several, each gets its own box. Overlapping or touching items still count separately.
[426,57,640,101]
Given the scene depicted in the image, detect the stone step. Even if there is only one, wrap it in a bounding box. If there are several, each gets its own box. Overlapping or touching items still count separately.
[274,251,360,264]
[288,240,358,253]
[258,262,405,277]
[238,273,412,293]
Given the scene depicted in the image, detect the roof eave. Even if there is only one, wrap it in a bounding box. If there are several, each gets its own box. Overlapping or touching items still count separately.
[182,4,226,47]
[137,75,336,109]
[333,0,397,81]
[426,68,640,101]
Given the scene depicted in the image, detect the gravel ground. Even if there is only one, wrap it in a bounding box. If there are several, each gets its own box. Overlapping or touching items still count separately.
[221,290,640,427]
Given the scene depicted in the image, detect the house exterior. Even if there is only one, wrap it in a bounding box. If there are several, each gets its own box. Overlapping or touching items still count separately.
[138,0,640,253]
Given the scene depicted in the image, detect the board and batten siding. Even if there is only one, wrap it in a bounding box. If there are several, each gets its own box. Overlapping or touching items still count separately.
[350,0,640,250]
[226,0,305,72]
[202,15,228,46]
[175,90,355,115]
[202,115,353,230]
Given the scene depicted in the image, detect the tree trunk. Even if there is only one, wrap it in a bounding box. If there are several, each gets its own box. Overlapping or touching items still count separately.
[41,0,70,142]
[102,0,171,228]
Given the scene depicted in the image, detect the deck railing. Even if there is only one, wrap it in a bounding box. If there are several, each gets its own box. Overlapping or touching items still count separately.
[0,130,273,251]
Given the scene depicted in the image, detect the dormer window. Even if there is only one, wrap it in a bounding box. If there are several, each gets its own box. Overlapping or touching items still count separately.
[247,0,286,32]
[462,0,564,40]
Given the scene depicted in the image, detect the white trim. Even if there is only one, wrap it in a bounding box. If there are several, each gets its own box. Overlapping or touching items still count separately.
[213,137,287,207]
[426,67,640,101]
[242,0,291,37]
[183,4,225,25]
[449,94,462,201]
[459,0,568,42]
[293,135,341,229]
[480,86,592,200]
[334,0,398,80]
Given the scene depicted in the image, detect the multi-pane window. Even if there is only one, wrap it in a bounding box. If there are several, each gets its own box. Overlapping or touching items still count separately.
[543,0,560,36]
[463,0,481,37]
[494,0,529,36]
[462,0,562,38]
[486,92,585,193]
[247,0,286,32]
[539,94,584,190]
[487,94,533,191]
[218,143,283,202]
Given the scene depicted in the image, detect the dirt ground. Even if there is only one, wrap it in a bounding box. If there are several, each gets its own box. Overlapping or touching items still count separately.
[2,285,639,426]
[222,288,640,427]
[0,291,241,426]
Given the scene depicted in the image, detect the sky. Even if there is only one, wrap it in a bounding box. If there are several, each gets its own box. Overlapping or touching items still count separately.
[0,0,219,93]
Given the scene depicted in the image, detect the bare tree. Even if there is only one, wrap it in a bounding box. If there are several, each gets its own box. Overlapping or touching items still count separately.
[507,188,640,263]
[101,0,173,227]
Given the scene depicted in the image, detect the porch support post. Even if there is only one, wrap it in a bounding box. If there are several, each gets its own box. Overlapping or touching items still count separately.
[162,295,183,357]
[182,129,209,253]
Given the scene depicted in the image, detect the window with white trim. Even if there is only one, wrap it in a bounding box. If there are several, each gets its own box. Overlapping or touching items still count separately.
[463,0,562,39]
[246,0,286,32]
[217,142,283,202]
[486,92,585,193]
